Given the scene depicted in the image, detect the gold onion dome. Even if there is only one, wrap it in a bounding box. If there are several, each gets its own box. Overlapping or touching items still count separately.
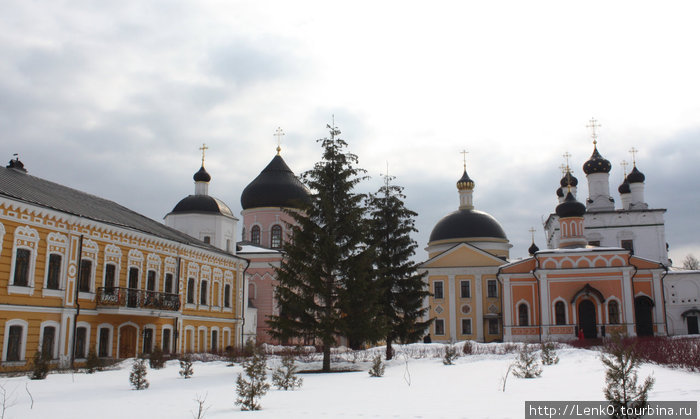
[457,169,475,190]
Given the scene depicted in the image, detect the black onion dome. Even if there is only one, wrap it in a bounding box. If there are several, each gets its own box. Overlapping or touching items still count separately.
[560,171,578,187]
[618,179,631,194]
[583,145,612,174]
[556,192,586,218]
[528,242,540,255]
[626,166,645,183]
[240,155,310,210]
[556,187,564,198]
[429,209,508,243]
[170,195,234,217]
[193,165,211,182]
[457,169,475,190]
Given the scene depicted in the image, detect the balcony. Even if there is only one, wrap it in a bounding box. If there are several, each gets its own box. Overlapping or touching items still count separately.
[96,287,180,312]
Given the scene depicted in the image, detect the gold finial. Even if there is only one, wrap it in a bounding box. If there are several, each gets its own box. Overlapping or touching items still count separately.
[562,151,572,171]
[629,147,638,166]
[586,117,601,145]
[529,227,536,243]
[559,164,568,175]
[199,143,208,166]
[460,149,469,171]
[621,160,629,176]
[274,127,285,155]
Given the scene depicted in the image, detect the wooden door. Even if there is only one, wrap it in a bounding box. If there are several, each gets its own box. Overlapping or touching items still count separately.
[578,300,597,338]
[119,325,137,358]
[687,316,699,335]
[634,296,654,337]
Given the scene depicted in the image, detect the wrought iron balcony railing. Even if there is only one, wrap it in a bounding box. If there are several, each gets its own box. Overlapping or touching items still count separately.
[96,287,180,311]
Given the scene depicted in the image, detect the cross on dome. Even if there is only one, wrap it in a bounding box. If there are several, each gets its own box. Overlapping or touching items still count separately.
[274,127,285,155]
[460,149,469,171]
[621,160,629,175]
[199,143,208,166]
[586,118,601,145]
[629,147,639,165]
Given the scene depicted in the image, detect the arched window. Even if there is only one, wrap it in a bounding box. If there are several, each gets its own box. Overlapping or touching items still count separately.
[224,284,231,308]
[200,280,208,305]
[555,301,566,325]
[608,300,620,324]
[518,303,529,326]
[250,225,260,245]
[271,225,282,248]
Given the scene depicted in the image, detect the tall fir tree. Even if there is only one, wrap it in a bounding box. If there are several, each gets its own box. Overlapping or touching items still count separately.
[367,176,431,360]
[267,123,375,371]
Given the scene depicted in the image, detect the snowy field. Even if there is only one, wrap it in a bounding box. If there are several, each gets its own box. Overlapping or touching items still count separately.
[1,344,698,419]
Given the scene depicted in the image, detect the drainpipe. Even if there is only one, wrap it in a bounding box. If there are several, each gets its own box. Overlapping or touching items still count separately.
[70,235,84,369]
[532,254,542,343]
[240,257,250,348]
[173,256,181,354]
[660,264,670,336]
[629,255,639,335]
[496,266,504,341]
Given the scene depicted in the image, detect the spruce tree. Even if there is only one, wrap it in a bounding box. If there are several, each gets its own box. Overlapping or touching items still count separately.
[268,123,374,371]
[271,354,303,390]
[129,359,149,390]
[235,350,270,411]
[602,335,655,418]
[367,177,430,360]
[512,344,542,378]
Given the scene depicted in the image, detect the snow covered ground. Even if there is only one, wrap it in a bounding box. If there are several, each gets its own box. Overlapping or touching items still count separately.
[1,344,698,418]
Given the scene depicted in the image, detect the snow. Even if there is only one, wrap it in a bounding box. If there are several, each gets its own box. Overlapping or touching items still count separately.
[2,344,698,418]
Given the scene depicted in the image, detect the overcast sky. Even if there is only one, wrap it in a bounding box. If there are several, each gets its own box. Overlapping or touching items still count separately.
[2,1,699,265]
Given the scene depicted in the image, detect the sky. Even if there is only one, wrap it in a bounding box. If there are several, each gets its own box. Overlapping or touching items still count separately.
[1,1,699,265]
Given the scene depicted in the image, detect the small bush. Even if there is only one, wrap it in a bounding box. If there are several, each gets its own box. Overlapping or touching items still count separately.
[512,344,542,378]
[149,348,166,370]
[368,355,385,377]
[462,341,473,355]
[443,345,458,365]
[235,350,269,411]
[129,359,149,390]
[86,347,102,374]
[30,351,50,380]
[272,354,303,389]
[540,341,559,366]
[179,354,194,379]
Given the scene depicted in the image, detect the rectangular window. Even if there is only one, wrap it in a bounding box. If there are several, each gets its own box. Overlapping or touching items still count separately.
[203,236,211,244]
[147,270,156,291]
[434,319,445,336]
[461,318,472,335]
[75,327,87,359]
[224,284,231,307]
[79,259,92,292]
[164,273,173,294]
[488,318,499,335]
[460,280,470,298]
[211,330,218,352]
[13,248,30,286]
[200,281,208,305]
[142,329,153,354]
[98,328,110,357]
[104,264,116,289]
[187,278,195,304]
[6,325,23,361]
[487,280,498,298]
[162,329,171,353]
[433,281,444,299]
[588,240,600,247]
[42,326,56,359]
[621,240,634,255]
[46,254,62,290]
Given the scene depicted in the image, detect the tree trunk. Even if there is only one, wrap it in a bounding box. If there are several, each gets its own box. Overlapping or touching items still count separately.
[322,344,331,372]
[386,339,393,360]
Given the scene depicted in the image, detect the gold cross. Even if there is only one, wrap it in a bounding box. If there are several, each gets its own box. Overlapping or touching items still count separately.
[199,143,208,165]
[559,164,568,175]
[586,118,601,145]
[274,127,285,155]
[460,150,469,170]
[629,147,638,165]
[620,160,629,176]
[562,151,572,170]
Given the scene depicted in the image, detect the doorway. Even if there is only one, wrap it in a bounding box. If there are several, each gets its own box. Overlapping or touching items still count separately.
[119,325,137,358]
[687,316,699,335]
[578,299,597,338]
[634,296,654,336]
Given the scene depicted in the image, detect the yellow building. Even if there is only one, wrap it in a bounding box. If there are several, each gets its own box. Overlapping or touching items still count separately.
[420,162,511,343]
[0,158,246,371]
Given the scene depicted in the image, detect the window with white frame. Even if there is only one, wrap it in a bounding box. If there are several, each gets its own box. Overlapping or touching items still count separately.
[518,303,529,326]
[78,259,93,293]
[98,327,111,358]
[74,326,88,359]
[45,254,62,290]
[460,280,470,298]
[608,300,620,324]
[555,301,566,325]
[41,325,57,359]
[461,318,472,335]
[488,318,499,335]
[13,248,31,286]
[487,280,498,298]
[433,281,444,299]
[200,280,208,305]
[5,324,25,362]
[224,284,231,308]
[434,319,445,336]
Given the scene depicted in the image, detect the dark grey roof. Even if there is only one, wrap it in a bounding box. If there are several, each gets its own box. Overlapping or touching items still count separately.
[169,195,234,218]
[429,209,508,242]
[0,165,231,254]
[240,154,310,210]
